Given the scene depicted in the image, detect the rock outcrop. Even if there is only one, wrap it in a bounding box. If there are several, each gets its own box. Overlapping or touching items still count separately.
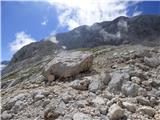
[43,51,93,80]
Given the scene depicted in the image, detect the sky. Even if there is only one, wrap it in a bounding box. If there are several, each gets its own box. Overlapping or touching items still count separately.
[1,0,160,61]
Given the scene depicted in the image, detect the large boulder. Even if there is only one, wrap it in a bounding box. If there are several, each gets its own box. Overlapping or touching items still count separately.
[43,51,93,80]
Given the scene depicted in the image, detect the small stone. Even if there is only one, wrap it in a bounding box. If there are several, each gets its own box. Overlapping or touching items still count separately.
[42,99,50,108]
[70,79,90,90]
[55,101,66,115]
[100,71,111,85]
[73,112,92,120]
[11,100,25,114]
[108,72,130,93]
[1,111,13,120]
[138,106,155,117]
[150,97,157,106]
[102,90,113,100]
[92,96,105,105]
[131,76,141,84]
[144,56,160,68]
[108,104,125,120]
[34,93,45,101]
[76,100,88,108]
[121,81,140,97]
[61,92,73,104]
[155,90,160,98]
[44,107,61,120]
[122,102,136,112]
[99,107,108,115]
[48,95,53,99]
[138,87,147,96]
[136,96,150,106]
[89,79,104,93]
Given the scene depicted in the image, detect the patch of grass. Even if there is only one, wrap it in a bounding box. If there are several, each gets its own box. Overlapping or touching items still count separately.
[1,72,17,81]
[75,47,90,51]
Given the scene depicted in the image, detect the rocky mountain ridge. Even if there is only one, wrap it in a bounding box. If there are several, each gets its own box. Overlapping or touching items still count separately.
[53,15,160,49]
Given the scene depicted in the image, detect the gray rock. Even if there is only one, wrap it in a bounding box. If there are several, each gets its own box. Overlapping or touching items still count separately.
[43,51,93,79]
[138,106,155,117]
[122,102,136,112]
[108,72,129,93]
[76,100,88,108]
[98,107,108,115]
[135,49,151,58]
[131,76,141,85]
[70,79,90,90]
[2,93,28,111]
[61,92,73,104]
[44,107,61,120]
[42,99,50,108]
[136,96,150,106]
[100,71,111,85]
[89,79,104,93]
[12,100,25,113]
[144,56,160,67]
[73,112,92,120]
[92,96,105,105]
[1,111,13,120]
[137,87,147,96]
[121,81,140,97]
[155,90,160,98]
[108,104,125,120]
[55,101,66,115]
[34,93,45,101]
[150,79,160,88]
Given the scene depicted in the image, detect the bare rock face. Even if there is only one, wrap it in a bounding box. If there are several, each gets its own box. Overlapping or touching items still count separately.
[43,51,93,80]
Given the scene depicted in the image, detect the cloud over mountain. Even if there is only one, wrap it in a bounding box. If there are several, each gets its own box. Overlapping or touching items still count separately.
[48,0,141,30]
[10,32,36,53]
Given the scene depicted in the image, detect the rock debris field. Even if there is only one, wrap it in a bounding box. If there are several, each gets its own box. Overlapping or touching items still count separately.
[1,45,160,120]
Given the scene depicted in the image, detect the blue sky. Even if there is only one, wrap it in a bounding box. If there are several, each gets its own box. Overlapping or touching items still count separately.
[1,1,160,61]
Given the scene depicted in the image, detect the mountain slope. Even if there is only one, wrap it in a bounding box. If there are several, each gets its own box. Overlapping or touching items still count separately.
[2,40,61,76]
[51,15,160,49]
[2,15,160,76]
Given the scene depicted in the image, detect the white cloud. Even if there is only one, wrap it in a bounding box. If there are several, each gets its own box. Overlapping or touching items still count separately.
[41,20,47,26]
[132,6,142,16]
[10,32,36,53]
[48,36,59,44]
[48,0,141,30]
[132,11,142,16]
[41,18,48,26]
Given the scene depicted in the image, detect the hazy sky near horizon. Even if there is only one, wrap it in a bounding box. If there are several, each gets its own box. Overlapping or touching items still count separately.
[1,0,160,61]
